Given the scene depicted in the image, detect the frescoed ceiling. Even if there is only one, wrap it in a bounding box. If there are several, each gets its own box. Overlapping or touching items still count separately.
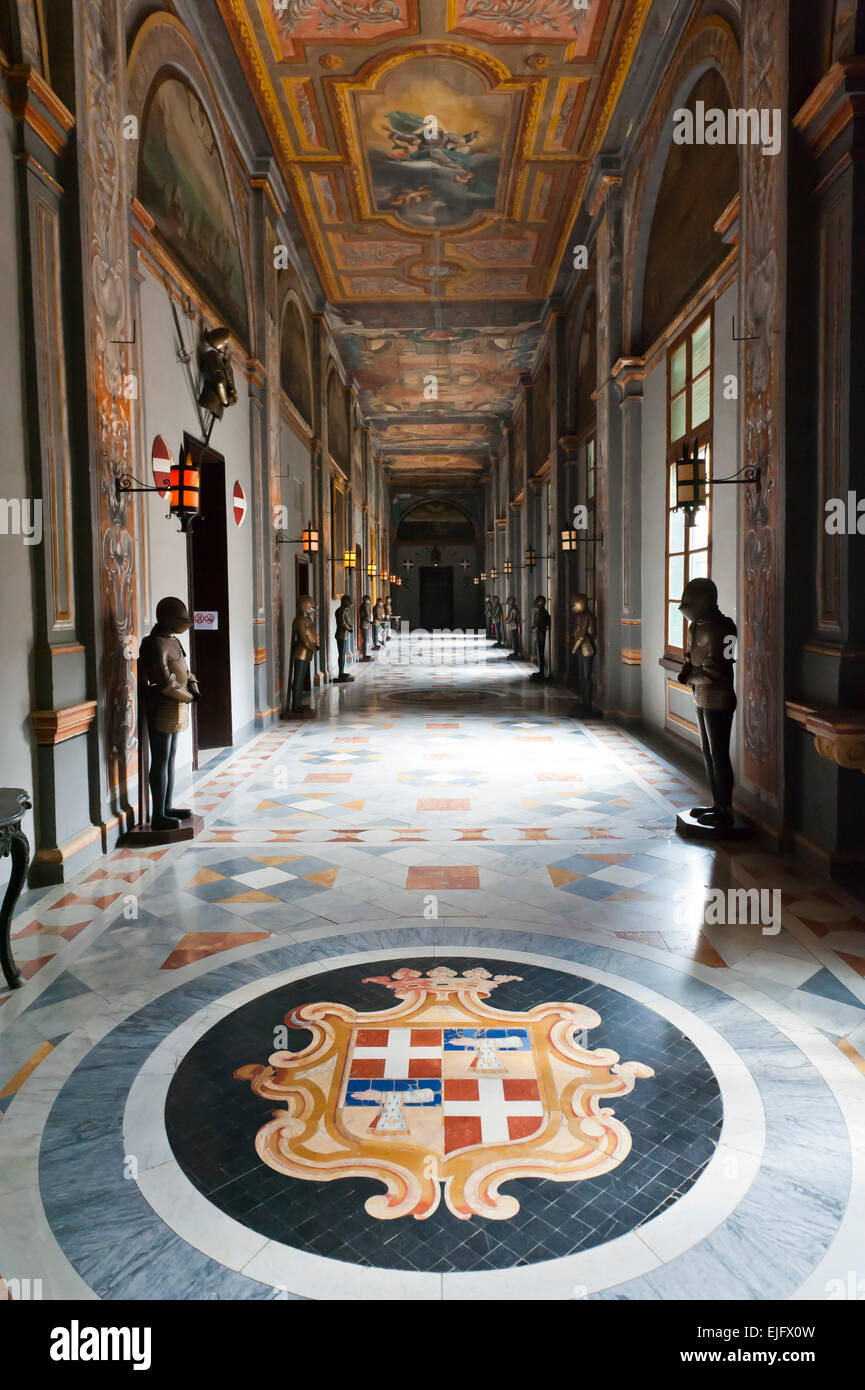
[218,0,649,478]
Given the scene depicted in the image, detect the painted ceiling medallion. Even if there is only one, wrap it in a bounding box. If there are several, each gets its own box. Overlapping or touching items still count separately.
[448,0,611,54]
[268,0,417,62]
[345,56,514,233]
[235,965,654,1220]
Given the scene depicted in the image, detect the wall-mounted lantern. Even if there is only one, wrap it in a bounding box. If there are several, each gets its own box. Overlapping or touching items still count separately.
[115,445,200,533]
[367,561,377,577]
[503,558,513,576]
[674,439,760,527]
[276,518,319,551]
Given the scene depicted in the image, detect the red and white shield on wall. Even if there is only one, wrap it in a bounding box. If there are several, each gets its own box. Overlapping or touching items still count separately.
[151,435,172,499]
[233,480,247,527]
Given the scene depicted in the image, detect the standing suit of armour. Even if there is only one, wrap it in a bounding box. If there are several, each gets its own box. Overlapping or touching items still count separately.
[570,594,596,712]
[531,596,550,678]
[289,596,319,713]
[335,595,355,682]
[678,577,738,826]
[505,597,517,655]
[385,595,393,641]
[373,597,385,649]
[507,598,522,660]
[491,596,504,647]
[360,596,374,660]
[485,597,494,640]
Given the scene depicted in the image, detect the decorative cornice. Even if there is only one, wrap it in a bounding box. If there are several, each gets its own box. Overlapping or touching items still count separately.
[786,701,865,774]
[245,356,267,388]
[588,171,621,220]
[611,356,648,390]
[793,57,865,157]
[6,64,74,156]
[250,173,283,220]
[253,647,267,665]
[621,649,642,665]
[30,700,98,745]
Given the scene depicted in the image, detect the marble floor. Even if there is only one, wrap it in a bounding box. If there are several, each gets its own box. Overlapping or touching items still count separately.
[2,632,864,1300]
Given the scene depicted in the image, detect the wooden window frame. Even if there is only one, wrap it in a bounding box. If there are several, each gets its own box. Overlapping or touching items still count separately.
[664,309,714,660]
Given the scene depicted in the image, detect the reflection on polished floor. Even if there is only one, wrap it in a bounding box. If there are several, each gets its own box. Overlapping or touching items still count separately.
[2,635,864,1300]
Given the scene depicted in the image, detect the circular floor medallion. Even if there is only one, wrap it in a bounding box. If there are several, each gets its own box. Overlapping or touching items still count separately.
[165,957,722,1274]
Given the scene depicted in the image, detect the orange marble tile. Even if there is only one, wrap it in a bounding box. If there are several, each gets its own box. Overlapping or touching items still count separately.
[548,867,582,886]
[161,931,271,970]
[417,798,470,811]
[305,868,339,888]
[406,868,443,890]
[835,951,865,978]
[443,868,479,889]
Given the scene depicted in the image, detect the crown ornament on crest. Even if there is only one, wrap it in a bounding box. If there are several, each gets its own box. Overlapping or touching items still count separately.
[362,966,522,996]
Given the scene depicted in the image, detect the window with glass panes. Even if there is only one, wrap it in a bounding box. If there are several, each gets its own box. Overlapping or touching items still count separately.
[666,312,712,657]
[585,436,596,606]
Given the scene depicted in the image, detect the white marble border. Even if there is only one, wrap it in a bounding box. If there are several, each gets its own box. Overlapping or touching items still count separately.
[125,947,765,1301]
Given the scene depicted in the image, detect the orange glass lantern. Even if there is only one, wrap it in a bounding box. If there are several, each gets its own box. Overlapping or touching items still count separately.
[169,450,200,533]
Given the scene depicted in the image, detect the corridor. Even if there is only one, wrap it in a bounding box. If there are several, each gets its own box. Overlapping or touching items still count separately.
[1,636,863,1301]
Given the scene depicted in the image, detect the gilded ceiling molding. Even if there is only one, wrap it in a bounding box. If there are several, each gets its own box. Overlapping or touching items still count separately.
[622,14,741,354]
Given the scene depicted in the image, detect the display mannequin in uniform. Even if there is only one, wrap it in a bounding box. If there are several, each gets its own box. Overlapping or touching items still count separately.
[570,593,596,712]
[530,595,550,679]
[139,597,199,830]
[289,594,319,716]
[335,594,355,682]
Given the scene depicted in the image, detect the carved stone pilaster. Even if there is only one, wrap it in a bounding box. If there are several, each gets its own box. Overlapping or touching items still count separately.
[75,0,139,838]
[592,172,626,714]
[738,0,788,827]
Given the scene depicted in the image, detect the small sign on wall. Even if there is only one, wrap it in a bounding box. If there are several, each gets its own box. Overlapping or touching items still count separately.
[233,480,247,527]
[151,435,173,499]
[194,610,219,631]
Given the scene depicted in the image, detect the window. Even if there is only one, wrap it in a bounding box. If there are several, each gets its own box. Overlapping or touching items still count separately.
[585,436,596,608]
[665,312,712,657]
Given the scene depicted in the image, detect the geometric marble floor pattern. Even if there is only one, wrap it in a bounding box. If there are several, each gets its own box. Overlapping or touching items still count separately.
[2,634,864,1300]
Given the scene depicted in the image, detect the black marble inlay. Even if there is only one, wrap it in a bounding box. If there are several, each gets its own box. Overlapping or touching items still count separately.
[165,958,722,1273]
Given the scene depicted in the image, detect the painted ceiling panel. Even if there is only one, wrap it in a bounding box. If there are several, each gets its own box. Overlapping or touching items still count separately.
[219,0,648,473]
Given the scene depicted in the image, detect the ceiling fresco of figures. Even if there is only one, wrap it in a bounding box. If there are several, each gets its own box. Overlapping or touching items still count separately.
[219,0,643,472]
[333,317,542,424]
